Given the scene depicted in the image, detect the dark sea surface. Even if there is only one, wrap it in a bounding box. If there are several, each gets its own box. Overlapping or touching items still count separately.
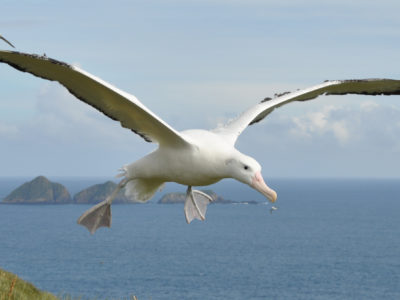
[0,178,399,299]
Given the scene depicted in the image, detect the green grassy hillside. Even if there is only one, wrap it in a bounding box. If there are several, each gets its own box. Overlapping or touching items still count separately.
[0,268,57,300]
[0,268,139,300]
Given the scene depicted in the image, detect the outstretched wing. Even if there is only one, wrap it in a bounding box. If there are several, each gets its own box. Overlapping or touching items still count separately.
[214,79,400,145]
[0,50,190,147]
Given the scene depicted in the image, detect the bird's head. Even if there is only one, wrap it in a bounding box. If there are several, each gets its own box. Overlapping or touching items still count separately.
[225,152,277,203]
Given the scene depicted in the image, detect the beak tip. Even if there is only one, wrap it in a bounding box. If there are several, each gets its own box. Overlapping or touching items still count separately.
[269,191,277,203]
[251,172,277,203]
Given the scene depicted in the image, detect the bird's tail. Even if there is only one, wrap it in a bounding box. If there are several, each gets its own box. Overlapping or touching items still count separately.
[117,165,164,202]
[124,178,164,202]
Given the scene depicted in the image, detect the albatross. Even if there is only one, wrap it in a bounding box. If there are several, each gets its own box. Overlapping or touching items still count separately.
[1,48,400,234]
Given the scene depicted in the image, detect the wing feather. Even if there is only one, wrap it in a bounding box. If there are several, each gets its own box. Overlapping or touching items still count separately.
[215,79,400,145]
[0,50,190,147]
[0,35,15,48]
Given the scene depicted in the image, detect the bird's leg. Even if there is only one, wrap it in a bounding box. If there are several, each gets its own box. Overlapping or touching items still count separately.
[77,178,129,234]
[184,186,213,224]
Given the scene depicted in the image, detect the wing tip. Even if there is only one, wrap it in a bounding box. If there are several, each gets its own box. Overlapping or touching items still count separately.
[0,50,72,69]
[0,35,15,48]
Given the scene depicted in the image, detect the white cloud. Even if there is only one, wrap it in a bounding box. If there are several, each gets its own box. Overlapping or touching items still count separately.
[360,101,379,112]
[288,102,400,148]
[289,105,351,144]
[0,82,156,176]
[331,121,349,144]
[234,99,400,178]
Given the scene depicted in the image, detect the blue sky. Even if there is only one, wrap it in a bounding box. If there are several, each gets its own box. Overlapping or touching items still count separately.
[1,0,400,178]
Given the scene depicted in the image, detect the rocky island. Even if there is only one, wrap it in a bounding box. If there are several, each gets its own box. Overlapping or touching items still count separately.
[73,181,131,204]
[2,176,71,204]
[2,177,259,205]
[1,177,132,204]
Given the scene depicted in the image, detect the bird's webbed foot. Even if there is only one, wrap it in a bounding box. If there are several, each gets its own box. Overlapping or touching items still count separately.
[184,186,213,224]
[77,199,112,234]
[77,178,128,234]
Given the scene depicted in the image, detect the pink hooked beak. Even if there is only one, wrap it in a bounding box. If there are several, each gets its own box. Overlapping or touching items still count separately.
[251,171,277,203]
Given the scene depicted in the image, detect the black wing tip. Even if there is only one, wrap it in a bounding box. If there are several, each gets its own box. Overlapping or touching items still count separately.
[0,51,73,87]
[0,35,15,48]
[0,50,73,69]
[326,78,400,96]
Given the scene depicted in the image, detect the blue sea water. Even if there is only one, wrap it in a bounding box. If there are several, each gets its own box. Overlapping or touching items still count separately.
[0,178,399,299]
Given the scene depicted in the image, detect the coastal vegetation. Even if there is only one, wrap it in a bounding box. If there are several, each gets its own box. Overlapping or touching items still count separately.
[1,268,139,300]
[0,268,57,300]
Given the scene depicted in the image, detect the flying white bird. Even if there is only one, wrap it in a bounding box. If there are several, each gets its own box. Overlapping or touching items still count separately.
[0,50,399,234]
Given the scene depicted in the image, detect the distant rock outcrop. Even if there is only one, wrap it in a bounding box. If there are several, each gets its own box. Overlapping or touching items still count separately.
[2,176,71,204]
[2,177,259,205]
[158,189,250,204]
[73,181,131,204]
[158,192,186,204]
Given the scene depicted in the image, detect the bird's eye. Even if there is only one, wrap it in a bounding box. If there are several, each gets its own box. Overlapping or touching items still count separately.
[244,165,249,170]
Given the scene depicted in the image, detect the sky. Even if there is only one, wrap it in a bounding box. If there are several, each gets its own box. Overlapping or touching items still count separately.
[1,0,400,179]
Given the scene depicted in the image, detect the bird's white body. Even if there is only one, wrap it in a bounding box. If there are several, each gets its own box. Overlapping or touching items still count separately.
[130,130,228,184]
[1,46,399,233]
[122,130,248,201]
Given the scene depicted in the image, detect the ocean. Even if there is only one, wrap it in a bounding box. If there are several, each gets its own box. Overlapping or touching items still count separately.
[0,178,399,299]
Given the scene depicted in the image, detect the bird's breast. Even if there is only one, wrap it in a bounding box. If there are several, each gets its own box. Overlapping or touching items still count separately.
[127,130,233,186]
[159,146,226,186]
